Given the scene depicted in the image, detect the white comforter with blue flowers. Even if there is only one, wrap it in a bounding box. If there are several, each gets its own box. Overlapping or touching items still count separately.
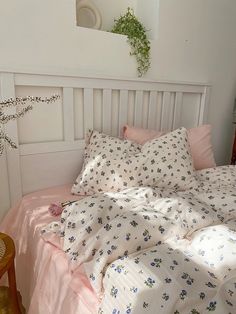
[42,166,236,314]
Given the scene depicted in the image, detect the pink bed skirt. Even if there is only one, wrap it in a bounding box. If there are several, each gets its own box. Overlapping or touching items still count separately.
[0,184,99,314]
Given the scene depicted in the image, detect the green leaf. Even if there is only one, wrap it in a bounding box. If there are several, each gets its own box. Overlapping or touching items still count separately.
[110,7,151,77]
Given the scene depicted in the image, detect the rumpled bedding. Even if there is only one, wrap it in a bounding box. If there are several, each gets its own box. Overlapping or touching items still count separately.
[42,166,236,314]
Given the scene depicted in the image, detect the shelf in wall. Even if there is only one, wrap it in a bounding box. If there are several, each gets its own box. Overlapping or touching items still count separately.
[75,0,159,40]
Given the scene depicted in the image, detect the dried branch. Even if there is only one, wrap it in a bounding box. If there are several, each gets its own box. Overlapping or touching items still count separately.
[0,105,33,124]
[0,94,60,108]
[0,94,60,155]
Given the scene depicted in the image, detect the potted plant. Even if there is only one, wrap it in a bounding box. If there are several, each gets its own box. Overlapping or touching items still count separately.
[111,8,151,77]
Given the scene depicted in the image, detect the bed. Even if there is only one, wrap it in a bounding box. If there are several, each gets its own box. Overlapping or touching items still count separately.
[1,71,236,314]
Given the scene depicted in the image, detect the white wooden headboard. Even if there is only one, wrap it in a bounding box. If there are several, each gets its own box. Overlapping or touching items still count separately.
[0,71,210,207]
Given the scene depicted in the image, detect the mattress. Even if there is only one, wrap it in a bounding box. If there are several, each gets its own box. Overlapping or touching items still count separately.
[0,184,99,314]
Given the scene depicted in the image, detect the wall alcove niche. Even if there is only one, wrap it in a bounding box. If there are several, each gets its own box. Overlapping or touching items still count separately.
[76,0,102,30]
[75,0,160,40]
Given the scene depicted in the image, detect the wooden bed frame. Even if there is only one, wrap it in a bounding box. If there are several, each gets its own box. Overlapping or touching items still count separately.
[0,71,210,208]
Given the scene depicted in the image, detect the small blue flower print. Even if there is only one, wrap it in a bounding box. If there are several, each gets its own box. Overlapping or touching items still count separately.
[144,277,155,288]
[150,258,162,268]
[130,287,138,293]
[110,286,118,298]
[206,301,217,311]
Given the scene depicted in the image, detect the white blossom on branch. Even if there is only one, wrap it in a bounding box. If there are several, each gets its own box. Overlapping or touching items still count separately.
[0,95,60,108]
[0,105,33,124]
[0,130,17,155]
[0,94,60,155]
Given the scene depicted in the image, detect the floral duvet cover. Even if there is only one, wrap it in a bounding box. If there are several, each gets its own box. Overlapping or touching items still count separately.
[42,166,236,314]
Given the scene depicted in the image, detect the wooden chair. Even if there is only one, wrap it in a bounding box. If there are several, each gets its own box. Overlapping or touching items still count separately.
[0,233,21,313]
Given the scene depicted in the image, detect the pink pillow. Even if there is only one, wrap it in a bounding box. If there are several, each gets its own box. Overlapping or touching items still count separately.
[122,125,165,145]
[123,124,216,170]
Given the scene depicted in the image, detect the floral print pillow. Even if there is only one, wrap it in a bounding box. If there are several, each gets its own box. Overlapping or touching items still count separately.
[71,130,141,195]
[71,127,197,195]
[137,127,197,190]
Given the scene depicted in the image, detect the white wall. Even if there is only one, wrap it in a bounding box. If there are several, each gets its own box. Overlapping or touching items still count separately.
[136,0,160,39]
[0,0,138,77]
[1,0,236,219]
[153,0,236,165]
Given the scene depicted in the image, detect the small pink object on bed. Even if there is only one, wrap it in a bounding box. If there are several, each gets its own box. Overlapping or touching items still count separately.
[123,124,216,170]
[0,185,99,314]
[48,203,63,216]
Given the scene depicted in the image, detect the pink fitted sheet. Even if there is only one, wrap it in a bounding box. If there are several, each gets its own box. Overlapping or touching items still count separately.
[0,184,99,314]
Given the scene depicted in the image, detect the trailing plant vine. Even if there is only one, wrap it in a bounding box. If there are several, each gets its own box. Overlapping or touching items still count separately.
[111,8,151,77]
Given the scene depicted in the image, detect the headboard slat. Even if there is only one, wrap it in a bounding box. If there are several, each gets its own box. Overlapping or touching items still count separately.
[134,90,143,127]
[161,92,173,131]
[173,92,183,130]
[198,87,210,125]
[0,73,22,204]
[119,90,129,136]
[63,88,74,141]
[102,89,112,134]
[147,91,157,129]
[83,88,94,132]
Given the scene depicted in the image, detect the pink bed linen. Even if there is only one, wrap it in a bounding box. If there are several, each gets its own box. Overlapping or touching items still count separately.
[0,184,99,314]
